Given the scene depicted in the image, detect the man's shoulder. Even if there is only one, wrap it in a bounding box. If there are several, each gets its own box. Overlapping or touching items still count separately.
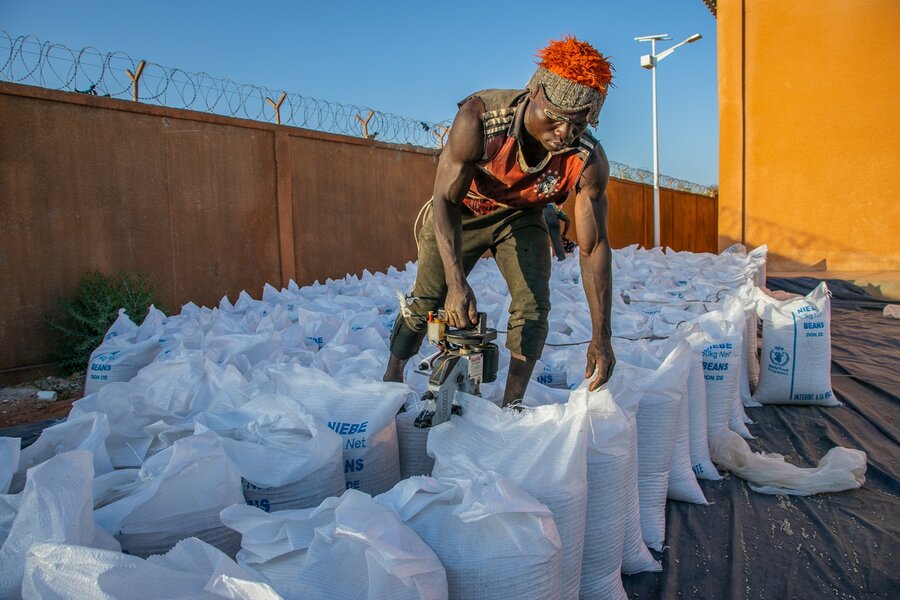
[458,89,527,137]
[458,89,528,113]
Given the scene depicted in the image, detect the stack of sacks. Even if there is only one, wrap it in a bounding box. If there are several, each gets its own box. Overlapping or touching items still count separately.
[193,392,345,512]
[375,473,563,600]
[22,538,282,599]
[221,489,448,600]
[9,240,847,594]
[429,393,589,600]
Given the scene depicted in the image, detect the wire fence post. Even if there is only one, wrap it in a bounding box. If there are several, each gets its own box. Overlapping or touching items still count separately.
[355,110,374,139]
[266,92,286,124]
[125,60,146,102]
[433,125,450,148]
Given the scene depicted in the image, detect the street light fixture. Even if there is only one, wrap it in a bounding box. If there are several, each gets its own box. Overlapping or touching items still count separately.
[635,32,702,248]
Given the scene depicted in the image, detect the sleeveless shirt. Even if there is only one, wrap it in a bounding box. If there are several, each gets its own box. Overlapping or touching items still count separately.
[458,89,597,216]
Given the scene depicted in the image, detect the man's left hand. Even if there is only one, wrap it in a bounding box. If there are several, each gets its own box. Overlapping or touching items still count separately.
[585,335,616,391]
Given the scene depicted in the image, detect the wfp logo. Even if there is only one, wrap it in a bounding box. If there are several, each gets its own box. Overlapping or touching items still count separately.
[770,347,790,367]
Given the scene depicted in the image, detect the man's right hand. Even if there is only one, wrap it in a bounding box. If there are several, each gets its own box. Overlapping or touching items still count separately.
[444,282,479,329]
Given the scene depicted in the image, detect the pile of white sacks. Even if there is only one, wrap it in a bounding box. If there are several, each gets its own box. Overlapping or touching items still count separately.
[0,244,867,599]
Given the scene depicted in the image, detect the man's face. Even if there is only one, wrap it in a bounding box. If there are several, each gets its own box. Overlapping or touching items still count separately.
[525,85,591,153]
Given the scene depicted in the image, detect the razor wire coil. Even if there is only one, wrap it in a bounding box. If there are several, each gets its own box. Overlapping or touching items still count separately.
[0,29,717,196]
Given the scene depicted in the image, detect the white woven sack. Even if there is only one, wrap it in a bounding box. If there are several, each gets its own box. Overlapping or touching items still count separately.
[743,311,761,399]
[0,451,119,598]
[684,342,720,481]
[603,373,661,575]
[520,379,639,593]
[222,489,448,600]
[93,431,245,558]
[612,339,693,549]
[710,430,866,495]
[396,409,435,479]
[749,244,768,288]
[752,282,838,406]
[429,393,588,600]
[84,336,162,395]
[129,346,208,415]
[643,339,710,505]
[375,474,562,600]
[720,295,755,438]
[0,437,20,495]
[644,313,720,482]
[22,538,282,600]
[694,300,751,440]
[254,363,407,495]
[194,393,345,512]
[570,384,631,599]
[70,382,161,468]
[10,411,113,494]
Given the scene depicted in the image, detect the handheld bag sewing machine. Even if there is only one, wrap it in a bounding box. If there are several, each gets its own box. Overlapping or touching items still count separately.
[413,311,499,428]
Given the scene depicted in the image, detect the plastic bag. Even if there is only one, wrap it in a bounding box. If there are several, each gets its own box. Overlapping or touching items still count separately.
[710,430,866,495]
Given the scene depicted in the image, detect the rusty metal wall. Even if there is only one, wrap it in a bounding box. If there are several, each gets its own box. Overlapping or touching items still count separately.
[0,81,715,378]
[563,179,717,253]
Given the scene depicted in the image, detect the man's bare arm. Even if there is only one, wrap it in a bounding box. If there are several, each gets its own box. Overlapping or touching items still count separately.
[431,98,484,328]
[574,145,616,390]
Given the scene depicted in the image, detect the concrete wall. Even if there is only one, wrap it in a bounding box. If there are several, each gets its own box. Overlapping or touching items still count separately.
[0,82,715,378]
[718,0,900,270]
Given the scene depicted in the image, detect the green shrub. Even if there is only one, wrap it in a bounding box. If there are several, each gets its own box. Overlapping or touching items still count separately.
[47,271,166,374]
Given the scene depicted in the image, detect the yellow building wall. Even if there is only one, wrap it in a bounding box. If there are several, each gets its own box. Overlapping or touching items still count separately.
[718,0,900,271]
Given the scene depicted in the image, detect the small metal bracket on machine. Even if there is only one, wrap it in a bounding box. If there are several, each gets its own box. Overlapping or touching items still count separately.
[413,312,498,428]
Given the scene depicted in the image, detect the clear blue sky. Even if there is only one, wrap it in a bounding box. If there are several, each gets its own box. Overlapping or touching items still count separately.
[2,0,718,185]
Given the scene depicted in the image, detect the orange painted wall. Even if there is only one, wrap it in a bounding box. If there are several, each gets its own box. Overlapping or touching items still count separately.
[718,0,900,270]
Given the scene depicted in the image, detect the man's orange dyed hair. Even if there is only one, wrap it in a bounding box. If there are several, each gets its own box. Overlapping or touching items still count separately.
[536,35,614,95]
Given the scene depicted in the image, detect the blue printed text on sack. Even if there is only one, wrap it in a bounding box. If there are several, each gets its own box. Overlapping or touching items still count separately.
[327,421,368,435]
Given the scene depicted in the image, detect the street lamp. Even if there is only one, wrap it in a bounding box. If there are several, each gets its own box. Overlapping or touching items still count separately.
[635,32,702,248]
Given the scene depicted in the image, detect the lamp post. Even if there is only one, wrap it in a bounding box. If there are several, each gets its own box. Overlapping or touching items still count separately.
[635,33,702,248]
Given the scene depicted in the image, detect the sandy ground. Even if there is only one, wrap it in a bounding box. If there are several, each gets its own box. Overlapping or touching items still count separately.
[0,373,83,429]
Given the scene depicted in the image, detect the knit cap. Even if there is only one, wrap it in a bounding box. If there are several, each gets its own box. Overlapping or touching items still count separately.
[525,36,614,126]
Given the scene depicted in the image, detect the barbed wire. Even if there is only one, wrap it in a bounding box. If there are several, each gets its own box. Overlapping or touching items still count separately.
[609,162,717,196]
[0,29,717,195]
[0,29,450,147]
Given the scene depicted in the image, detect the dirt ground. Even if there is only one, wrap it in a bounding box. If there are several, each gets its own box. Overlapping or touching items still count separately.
[0,372,84,429]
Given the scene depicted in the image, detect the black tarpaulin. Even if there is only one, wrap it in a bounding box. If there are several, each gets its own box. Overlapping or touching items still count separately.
[622,277,899,599]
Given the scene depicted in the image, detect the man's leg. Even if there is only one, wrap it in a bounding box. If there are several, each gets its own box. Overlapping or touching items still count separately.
[491,209,552,406]
[504,353,538,407]
[384,205,491,383]
[543,204,566,261]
